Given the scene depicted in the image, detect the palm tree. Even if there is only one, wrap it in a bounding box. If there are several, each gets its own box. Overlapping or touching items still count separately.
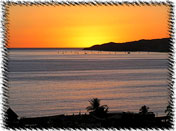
[165,104,172,125]
[165,105,172,118]
[139,105,149,115]
[86,98,108,117]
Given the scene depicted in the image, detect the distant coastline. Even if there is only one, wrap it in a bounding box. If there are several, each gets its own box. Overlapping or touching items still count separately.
[83,38,170,52]
[8,38,170,52]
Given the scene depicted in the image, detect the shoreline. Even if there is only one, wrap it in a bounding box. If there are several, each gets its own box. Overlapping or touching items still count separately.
[6,108,170,128]
[18,110,167,119]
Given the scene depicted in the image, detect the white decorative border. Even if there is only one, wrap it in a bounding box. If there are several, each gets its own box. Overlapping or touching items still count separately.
[0,0,175,130]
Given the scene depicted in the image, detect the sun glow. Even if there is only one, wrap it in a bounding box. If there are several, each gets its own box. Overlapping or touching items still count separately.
[69,26,114,47]
[7,5,170,48]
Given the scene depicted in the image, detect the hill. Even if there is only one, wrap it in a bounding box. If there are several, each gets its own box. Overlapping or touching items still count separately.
[83,38,170,52]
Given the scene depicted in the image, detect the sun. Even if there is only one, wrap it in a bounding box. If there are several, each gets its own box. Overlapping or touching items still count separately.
[70,26,111,48]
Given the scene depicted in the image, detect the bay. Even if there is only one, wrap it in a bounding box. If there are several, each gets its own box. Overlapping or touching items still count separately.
[8,49,169,118]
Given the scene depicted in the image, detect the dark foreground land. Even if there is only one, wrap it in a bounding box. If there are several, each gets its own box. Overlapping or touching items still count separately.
[6,98,172,128]
[83,38,170,52]
[6,108,171,129]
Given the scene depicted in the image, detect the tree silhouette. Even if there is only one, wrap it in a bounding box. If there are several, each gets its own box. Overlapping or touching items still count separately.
[139,105,149,115]
[165,105,172,118]
[165,104,172,125]
[86,98,108,117]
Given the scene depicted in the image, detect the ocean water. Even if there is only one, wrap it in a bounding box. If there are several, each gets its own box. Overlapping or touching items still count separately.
[8,49,169,118]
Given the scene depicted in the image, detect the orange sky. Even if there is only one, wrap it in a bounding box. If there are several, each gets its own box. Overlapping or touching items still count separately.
[7,4,170,48]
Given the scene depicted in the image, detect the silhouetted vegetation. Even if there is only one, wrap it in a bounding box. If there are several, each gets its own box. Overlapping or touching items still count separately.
[165,104,172,126]
[86,98,108,118]
[5,99,172,129]
[165,105,172,117]
[139,105,149,115]
[83,38,170,52]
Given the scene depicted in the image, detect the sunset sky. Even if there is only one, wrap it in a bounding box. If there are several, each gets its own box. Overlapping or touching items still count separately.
[7,4,170,48]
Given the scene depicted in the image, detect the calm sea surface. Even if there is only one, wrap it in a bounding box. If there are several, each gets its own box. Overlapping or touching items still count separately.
[8,49,169,118]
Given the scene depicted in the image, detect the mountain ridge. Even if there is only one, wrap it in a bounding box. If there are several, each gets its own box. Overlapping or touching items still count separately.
[83,38,171,52]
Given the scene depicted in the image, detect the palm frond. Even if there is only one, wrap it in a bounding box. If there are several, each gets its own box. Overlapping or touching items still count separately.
[86,106,94,111]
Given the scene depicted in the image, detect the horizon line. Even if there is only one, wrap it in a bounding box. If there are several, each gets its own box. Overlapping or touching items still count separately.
[8,37,170,49]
